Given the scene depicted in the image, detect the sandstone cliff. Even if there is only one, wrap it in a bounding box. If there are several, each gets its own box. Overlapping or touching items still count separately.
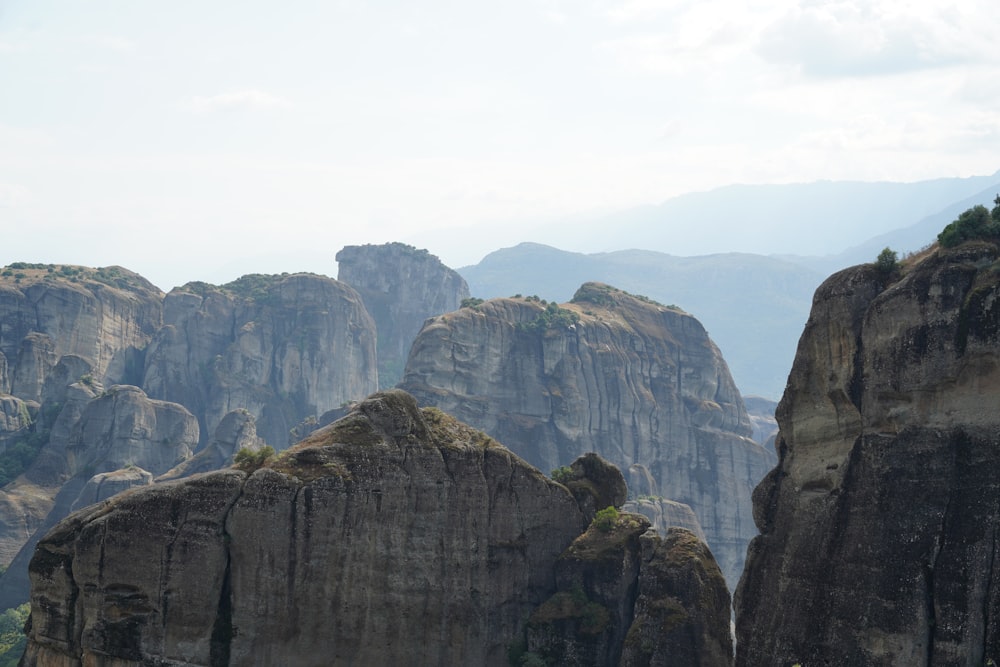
[336,242,470,387]
[0,385,199,609]
[141,272,378,447]
[0,265,162,401]
[736,240,1000,665]
[399,283,774,589]
[22,390,730,666]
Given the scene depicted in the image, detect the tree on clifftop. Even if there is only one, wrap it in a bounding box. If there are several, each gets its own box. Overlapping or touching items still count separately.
[938,202,1000,248]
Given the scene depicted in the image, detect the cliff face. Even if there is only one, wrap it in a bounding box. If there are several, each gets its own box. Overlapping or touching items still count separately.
[526,520,732,667]
[336,243,470,387]
[0,266,162,401]
[22,390,730,667]
[0,266,386,614]
[0,384,200,609]
[141,273,378,447]
[399,283,774,589]
[736,241,1000,665]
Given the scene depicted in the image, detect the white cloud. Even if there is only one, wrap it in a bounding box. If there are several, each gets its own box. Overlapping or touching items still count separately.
[757,2,998,77]
[177,90,293,114]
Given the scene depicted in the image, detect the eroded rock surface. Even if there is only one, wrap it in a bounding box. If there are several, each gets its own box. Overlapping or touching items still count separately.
[0,266,162,402]
[525,517,732,667]
[23,390,731,667]
[141,273,378,447]
[400,282,774,589]
[736,241,1000,665]
[336,242,470,388]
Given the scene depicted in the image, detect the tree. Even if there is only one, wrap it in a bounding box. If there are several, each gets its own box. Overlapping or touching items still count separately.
[875,247,898,276]
[938,204,999,248]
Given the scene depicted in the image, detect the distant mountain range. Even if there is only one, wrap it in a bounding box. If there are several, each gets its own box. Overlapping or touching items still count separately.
[456,171,1000,399]
[459,245,821,400]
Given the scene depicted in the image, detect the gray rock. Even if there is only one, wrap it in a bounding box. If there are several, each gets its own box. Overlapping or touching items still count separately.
[337,242,470,388]
[142,273,378,448]
[736,241,1000,665]
[23,390,586,666]
[400,282,775,590]
[69,466,154,512]
[158,409,265,482]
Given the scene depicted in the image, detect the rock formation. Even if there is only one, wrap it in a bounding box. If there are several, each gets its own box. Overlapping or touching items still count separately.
[399,283,774,589]
[158,409,266,482]
[22,390,730,666]
[0,265,162,402]
[742,395,778,447]
[0,395,35,451]
[525,518,732,667]
[0,385,199,609]
[736,240,1000,665]
[69,466,153,512]
[336,242,470,388]
[141,272,378,447]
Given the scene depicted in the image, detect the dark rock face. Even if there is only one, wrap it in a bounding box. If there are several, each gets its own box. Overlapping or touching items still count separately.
[400,283,774,589]
[336,242,470,387]
[736,241,1000,665]
[525,519,733,667]
[22,391,730,667]
[141,273,379,447]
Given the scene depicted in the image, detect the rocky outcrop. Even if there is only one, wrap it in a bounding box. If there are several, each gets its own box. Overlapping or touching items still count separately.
[623,497,706,543]
[336,243,470,387]
[736,240,1000,665]
[0,386,198,609]
[158,409,265,482]
[524,517,732,667]
[22,390,731,666]
[0,395,35,451]
[69,466,153,512]
[400,283,774,589]
[66,385,197,478]
[743,395,778,446]
[141,273,378,447]
[0,265,163,403]
[621,528,733,666]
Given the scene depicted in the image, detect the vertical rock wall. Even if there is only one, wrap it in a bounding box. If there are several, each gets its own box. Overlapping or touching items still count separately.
[336,242,470,388]
[736,241,1000,665]
[400,283,774,590]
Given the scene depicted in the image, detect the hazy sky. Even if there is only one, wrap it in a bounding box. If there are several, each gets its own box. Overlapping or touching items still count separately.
[2,0,999,290]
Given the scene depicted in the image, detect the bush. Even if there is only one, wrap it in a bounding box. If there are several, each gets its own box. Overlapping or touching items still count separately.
[460,297,484,309]
[592,506,619,532]
[938,204,1000,248]
[233,446,275,471]
[517,302,579,333]
[0,603,29,666]
[551,466,573,484]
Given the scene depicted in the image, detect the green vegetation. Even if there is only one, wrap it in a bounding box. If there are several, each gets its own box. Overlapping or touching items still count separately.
[517,302,579,334]
[875,247,899,276]
[0,263,148,291]
[592,505,619,532]
[222,274,283,302]
[570,283,679,310]
[0,603,29,666]
[233,445,275,471]
[529,585,611,636]
[0,402,61,487]
[551,466,573,484]
[938,198,1000,248]
[460,297,485,309]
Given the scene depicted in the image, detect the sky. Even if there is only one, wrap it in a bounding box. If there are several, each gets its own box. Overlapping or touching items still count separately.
[2,0,1000,291]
